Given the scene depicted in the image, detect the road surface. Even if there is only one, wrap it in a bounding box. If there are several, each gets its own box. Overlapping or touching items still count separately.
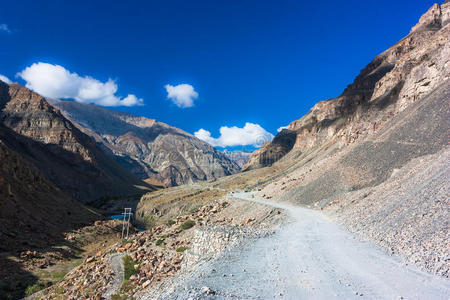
[159,192,450,299]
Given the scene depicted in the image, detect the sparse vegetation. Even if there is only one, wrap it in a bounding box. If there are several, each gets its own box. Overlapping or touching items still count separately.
[189,206,199,214]
[111,293,128,300]
[176,246,189,252]
[179,220,195,230]
[24,281,51,297]
[143,215,156,229]
[121,239,133,245]
[123,255,139,280]
[167,219,176,226]
[155,239,165,246]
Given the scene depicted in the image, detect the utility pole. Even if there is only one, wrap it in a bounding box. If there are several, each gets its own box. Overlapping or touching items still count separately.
[121,208,132,240]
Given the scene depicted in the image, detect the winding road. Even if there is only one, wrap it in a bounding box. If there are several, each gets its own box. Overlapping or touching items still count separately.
[167,192,450,299]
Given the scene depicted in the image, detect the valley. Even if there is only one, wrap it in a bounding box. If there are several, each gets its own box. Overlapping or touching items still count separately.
[0,1,449,299]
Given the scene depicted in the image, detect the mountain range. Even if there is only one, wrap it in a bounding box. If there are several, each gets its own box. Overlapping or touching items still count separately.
[50,100,240,187]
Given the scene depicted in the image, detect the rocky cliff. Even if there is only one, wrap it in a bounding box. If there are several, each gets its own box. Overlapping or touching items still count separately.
[243,1,450,171]
[0,81,150,202]
[248,2,450,276]
[51,101,240,187]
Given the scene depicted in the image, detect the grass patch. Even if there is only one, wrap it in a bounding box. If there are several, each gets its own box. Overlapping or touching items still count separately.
[24,281,51,297]
[176,246,189,253]
[121,239,133,245]
[189,207,199,214]
[123,256,140,280]
[179,220,195,230]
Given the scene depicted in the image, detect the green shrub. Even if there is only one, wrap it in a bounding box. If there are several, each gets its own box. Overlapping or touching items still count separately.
[176,246,189,253]
[155,239,164,246]
[222,201,228,208]
[179,220,195,230]
[122,256,139,280]
[167,219,176,226]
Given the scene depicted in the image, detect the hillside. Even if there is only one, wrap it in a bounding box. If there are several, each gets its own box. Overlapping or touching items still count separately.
[11,2,450,299]
[245,1,450,276]
[243,2,450,171]
[0,81,152,203]
[51,100,240,187]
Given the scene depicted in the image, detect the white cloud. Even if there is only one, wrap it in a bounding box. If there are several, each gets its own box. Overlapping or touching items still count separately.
[165,84,198,108]
[17,62,143,107]
[0,24,11,33]
[195,122,274,148]
[0,74,12,84]
[277,126,288,132]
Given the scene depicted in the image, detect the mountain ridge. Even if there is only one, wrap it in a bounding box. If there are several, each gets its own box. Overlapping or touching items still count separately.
[0,81,152,203]
[51,100,240,187]
[243,1,450,171]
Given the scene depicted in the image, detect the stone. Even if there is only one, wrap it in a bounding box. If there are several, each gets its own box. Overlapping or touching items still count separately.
[142,280,151,288]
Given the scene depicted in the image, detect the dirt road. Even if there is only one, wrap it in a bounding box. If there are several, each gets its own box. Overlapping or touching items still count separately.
[155,192,450,299]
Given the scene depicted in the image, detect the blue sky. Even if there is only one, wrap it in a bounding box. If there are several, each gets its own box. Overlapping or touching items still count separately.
[0,0,437,150]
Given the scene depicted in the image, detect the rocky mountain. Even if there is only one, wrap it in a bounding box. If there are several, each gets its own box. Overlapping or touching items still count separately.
[242,1,450,276]
[51,101,240,187]
[243,2,450,171]
[221,150,252,168]
[0,122,103,298]
[0,123,98,251]
[13,3,450,299]
[0,81,150,203]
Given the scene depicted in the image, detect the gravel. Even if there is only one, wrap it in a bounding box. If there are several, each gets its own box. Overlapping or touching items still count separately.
[142,192,450,299]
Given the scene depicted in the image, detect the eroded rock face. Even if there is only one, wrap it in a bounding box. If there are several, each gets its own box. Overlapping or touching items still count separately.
[245,2,450,169]
[0,82,147,202]
[52,101,240,187]
[242,129,296,171]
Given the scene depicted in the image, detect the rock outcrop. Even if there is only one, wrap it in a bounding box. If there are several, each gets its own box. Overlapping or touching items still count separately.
[0,81,150,202]
[244,1,450,170]
[51,101,240,187]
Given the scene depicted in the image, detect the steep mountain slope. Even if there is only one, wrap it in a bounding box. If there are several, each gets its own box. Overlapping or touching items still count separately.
[51,101,239,187]
[247,2,450,276]
[0,124,98,250]
[0,123,102,298]
[243,1,450,171]
[0,81,150,203]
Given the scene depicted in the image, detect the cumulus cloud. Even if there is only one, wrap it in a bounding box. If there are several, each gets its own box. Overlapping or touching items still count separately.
[195,122,274,148]
[165,84,198,108]
[0,74,12,84]
[17,62,143,107]
[0,24,11,33]
[277,126,288,132]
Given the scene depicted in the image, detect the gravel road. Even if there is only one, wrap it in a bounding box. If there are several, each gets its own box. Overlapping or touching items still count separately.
[156,192,450,299]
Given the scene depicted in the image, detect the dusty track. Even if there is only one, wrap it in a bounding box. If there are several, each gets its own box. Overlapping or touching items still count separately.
[156,192,450,299]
